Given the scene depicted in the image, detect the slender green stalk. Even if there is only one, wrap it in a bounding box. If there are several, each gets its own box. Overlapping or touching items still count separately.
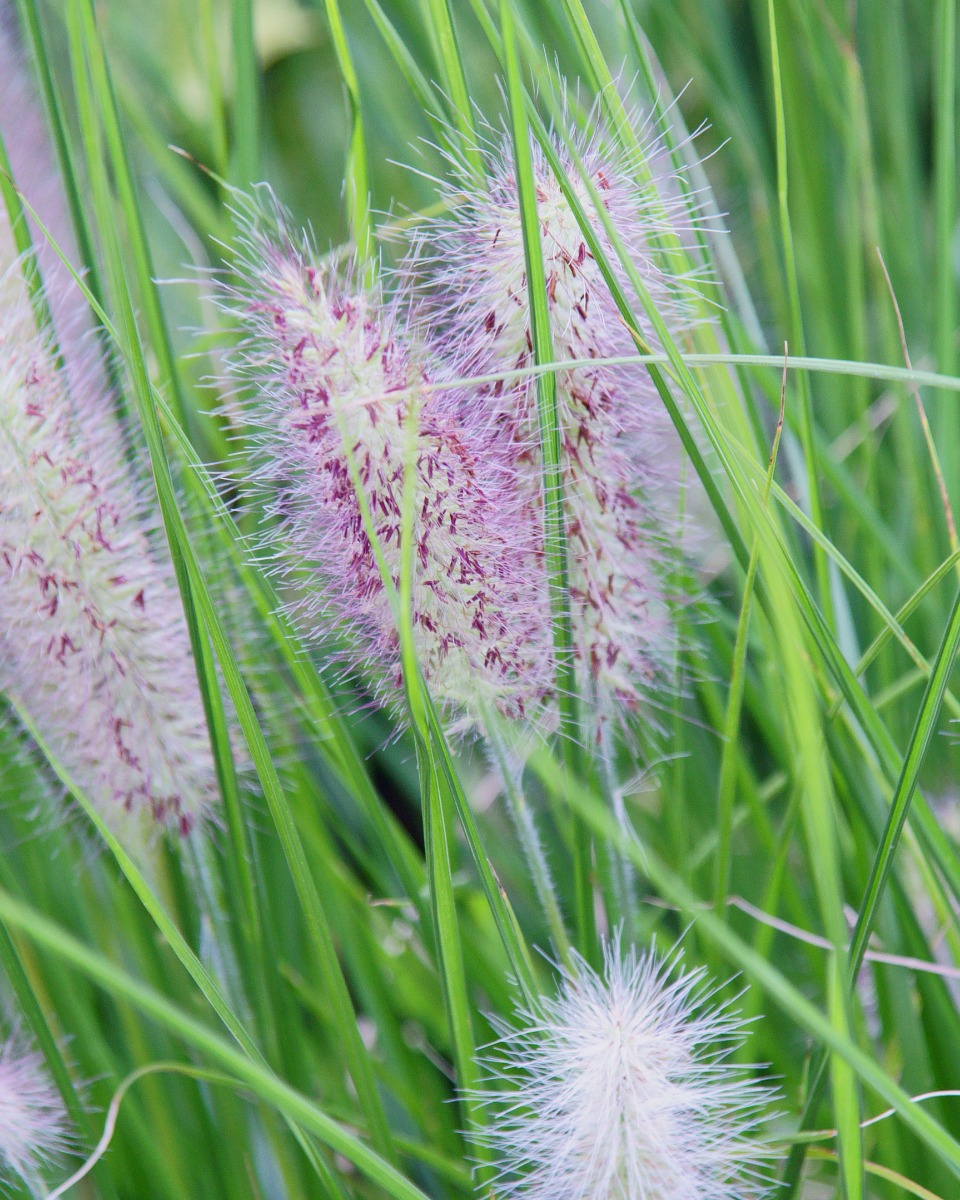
[230,0,259,186]
[766,0,833,628]
[68,0,189,427]
[0,890,429,1200]
[501,0,597,966]
[782,578,960,1192]
[321,0,372,268]
[421,0,481,173]
[714,365,786,911]
[934,0,958,510]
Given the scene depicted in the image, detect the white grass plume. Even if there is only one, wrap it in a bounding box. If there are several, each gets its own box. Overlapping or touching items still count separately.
[0,1027,70,1190]
[473,938,777,1200]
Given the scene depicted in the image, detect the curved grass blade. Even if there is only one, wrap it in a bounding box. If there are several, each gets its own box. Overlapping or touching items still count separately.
[0,889,430,1200]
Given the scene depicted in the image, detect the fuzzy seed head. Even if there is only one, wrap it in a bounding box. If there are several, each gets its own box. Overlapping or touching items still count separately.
[0,261,218,843]
[407,114,706,726]
[475,940,775,1200]
[0,2,102,401]
[0,2,216,842]
[220,193,550,728]
[0,1030,70,1188]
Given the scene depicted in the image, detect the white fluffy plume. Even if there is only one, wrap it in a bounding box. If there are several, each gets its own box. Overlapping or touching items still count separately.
[474,938,776,1200]
[0,1028,70,1189]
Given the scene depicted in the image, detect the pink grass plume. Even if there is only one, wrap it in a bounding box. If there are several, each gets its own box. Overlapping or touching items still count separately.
[0,25,219,846]
[405,108,708,731]
[217,189,550,730]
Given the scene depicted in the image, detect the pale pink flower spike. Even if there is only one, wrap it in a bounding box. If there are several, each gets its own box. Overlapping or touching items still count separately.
[0,18,219,843]
[407,114,707,729]
[219,191,551,731]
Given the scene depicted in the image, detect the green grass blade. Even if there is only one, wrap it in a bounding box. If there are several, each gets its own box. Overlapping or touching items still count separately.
[230,0,259,186]
[68,0,188,427]
[934,0,958,505]
[321,0,372,267]
[501,0,596,965]
[765,0,831,625]
[848,582,960,977]
[0,889,428,1200]
[714,377,785,911]
[421,0,480,172]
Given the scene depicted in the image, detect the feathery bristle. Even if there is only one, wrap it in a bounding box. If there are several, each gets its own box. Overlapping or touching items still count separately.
[404,112,706,726]
[217,190,551,730]
[473,938,776,1200]
[0,1028,70,1189]
[0,44,219,843]
[0,250,219,841]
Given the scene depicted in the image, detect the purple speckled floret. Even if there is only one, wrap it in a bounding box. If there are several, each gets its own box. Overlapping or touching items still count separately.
[221,193,552,731]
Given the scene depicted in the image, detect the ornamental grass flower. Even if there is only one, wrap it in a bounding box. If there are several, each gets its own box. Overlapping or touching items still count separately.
[0,43,218,844]
[0,1028,70,1190]
[475,939,775,1200]
[218,190,550,729]
[0,1,100,399]
[406,114,705,725]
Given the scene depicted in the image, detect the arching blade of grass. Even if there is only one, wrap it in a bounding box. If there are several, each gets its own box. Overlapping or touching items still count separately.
[420,0,480,173]
[320,0,372,267]
[714,368,785,912]
[934,0,957,505]
[67,0,188,428]
[850,550,960,683]
[783,580,960,1190]
[14,0,109,338]
[765,0,831,626]
[829,958,865,1200]
[730,441,960,722]
[0,889,430,1200]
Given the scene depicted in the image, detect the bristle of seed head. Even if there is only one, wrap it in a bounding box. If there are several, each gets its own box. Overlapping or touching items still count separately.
[0,1027,71,1189]
[0,250,220,842]
[402,109,709,733]
[472,937,777,1200]
[216,189,552,732]
[0,47,218,844]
